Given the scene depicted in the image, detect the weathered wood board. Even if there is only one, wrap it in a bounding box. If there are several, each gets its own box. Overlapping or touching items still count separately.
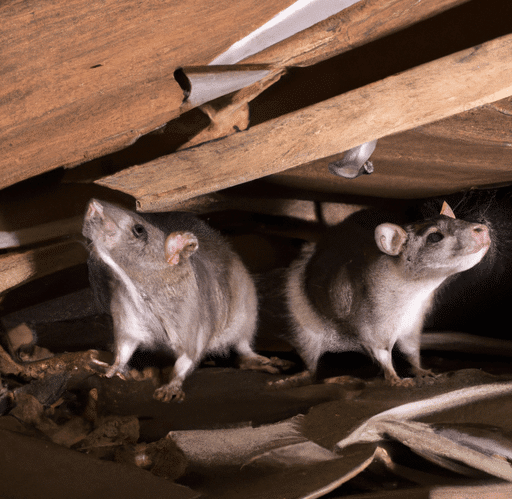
[0,0,298,189]
[97,34,512,211]
[244,0,470,67]
[0,241,88,294]
[0,0,476,192]
[268,98,512,199]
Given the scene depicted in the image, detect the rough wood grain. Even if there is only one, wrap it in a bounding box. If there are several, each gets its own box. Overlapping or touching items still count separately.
[0,0,296,190]
[0,216,83,250]
[177,68,284,149]
[268,121,512,199]
[244,0,471,67]
[0,241,88,294]
[177,0,470,150]
[414,97,512,145]
[97,34,512,211]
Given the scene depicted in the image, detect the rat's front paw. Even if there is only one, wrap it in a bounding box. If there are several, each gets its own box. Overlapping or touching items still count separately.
[153,381,185,403]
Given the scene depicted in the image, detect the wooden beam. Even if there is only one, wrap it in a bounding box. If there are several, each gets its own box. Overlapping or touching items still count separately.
[167,190,365,226]
[97,34,512,211]
[0,217,83,250]
[0,241,88,295]
[268,129,512,200]
[268,96,512,199]
[0,0,296,190]
[244,0,471,67]
[176,0,470,149]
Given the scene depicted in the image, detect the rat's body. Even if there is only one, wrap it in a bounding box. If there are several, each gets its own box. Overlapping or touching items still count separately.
[284,205,490,386]
[83,199,278,401]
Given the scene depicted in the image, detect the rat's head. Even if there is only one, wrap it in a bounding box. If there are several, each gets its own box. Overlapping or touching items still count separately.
[374,202,491,280]
[83,199,200,274]
[83,199,166,268]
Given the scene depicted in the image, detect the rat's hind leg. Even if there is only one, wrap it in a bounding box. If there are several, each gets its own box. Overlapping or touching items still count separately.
[153,353,195,403]
[395,331,435,381]
[267,330,324,389]
[371,346,415,387]
[93,337,139,379]
[226,267,292,374]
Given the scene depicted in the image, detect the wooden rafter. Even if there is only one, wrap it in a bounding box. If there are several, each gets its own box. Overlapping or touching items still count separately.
[97,34,512,211]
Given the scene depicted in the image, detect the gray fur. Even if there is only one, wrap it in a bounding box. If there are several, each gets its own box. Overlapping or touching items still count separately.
[82,199,275,401]
[285,209,491,386]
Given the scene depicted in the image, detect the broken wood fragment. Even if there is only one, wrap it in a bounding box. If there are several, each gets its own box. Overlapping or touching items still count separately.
[0,347,103,381]
[178,68,284,149]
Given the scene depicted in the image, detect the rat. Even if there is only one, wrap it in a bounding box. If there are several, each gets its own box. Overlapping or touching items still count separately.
[280,202,491,387]
[82,199,282,402]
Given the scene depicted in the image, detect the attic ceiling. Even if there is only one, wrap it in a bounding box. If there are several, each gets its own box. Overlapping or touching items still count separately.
[1,0,512,208]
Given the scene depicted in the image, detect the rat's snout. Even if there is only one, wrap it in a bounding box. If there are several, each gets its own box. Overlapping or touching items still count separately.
[470,223,491,254]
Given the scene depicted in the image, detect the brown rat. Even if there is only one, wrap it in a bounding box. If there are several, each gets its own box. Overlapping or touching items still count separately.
[281,202,491,387]
[82,199,281,402]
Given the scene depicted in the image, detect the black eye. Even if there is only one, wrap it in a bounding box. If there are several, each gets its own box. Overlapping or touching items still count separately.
[132,224,147,239]
[427,231,444,243]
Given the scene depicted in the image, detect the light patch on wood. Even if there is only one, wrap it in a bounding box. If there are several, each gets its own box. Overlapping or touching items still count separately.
[210,0,361,65]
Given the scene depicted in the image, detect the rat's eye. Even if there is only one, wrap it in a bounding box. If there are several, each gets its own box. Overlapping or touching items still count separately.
[427,231,444,243]
[132,224,147,239]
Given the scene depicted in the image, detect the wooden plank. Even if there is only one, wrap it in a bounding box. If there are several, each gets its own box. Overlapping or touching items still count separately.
[167,190,364,226]
[267,129,512,199]
[412,97,512,145]
[0,0,296,189]
[267,97,512,199]
[176,0,469,149]
[244,0,471,67]
[0,216,83,250]
[96,34,512,211]
[0,241,88,294]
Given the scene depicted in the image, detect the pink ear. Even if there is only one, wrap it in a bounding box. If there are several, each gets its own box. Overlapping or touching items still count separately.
[440,201,456,219]
[375,223,407,256]
[86,199,104,220]
[165,232,199,266]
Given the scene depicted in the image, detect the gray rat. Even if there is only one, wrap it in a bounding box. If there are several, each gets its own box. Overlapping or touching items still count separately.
[280,202,491,387]
[82,199,281,402]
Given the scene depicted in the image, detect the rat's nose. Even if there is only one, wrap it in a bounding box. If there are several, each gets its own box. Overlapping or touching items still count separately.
[471,224,490,251]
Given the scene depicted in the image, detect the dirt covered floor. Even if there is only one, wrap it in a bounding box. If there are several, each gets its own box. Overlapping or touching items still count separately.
[2,290,512,499]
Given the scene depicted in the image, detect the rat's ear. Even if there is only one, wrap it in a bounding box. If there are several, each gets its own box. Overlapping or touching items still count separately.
[440,201,456,219]
[375,223,407,256]
[85,199,104,220]
[165,232,199,266]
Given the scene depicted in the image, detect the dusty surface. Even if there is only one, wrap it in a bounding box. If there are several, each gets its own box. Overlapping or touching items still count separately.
[2,316,512,499]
